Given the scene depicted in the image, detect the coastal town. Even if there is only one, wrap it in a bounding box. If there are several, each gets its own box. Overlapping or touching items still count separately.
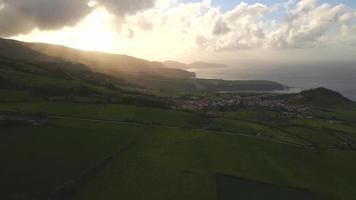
[175,93,314,119]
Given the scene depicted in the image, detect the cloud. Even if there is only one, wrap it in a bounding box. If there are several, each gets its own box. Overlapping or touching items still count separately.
[8,0,356,60]
[0,0,92,36]
[96,0,156,16]
[0,0,158,37]
[207,2,269,50]
[267,0,351,49]
[212,17,230,35]
[189,0,356,51]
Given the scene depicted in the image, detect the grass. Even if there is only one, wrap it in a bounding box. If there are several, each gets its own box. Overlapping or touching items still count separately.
[2,37,356,200]
[0,102,201,127]
[69,122,356,200]
[0,119,144,200]
[0,55,133,101]
[220,106,356,146]
[282,126,345,147]
[0,102,309,145]
[212,118,309,145]
[287,118,356,138]
[0,89,30,102]
[312,105,356,123]
[222,108,281,123]
[216,174,314,200]
[1,102,356,200]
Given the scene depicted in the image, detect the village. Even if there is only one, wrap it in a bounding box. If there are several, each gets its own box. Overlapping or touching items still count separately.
[175,93,314,119]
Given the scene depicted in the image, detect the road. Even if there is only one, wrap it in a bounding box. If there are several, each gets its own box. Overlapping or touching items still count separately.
[49,115,314,149]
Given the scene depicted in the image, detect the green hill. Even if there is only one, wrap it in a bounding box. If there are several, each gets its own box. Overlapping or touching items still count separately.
[25,41,196,79]
[0,55,134,101]
[300,87,353,106]
[0,38,55,61]
[0,38,285,93]
[0,55,177,109]
[0,38,195,79]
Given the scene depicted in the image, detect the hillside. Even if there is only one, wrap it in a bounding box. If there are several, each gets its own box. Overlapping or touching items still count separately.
[1,40,356,200]
[127,77,285,92]
[0,55,179,109]
[24,41,195,79]
[299,87,353,105]
[0,38,55,61]
[0,38,284,93]
[0,38,195,79]
[2,1,356,200]
[0,55,124,98]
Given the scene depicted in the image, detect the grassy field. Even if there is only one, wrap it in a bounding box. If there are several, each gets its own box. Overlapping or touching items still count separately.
[221,106,356,147]
[0,102,310,145]
[222,108,281,123]
[0,102,201,127]
[281,126,345,147]
[68,120,356,200]
[2,37,356,200]
[287,118,356,138]
[216,174,314,200]
[1,103,356,200]
[0,119,144,200]
[312,105,356,123]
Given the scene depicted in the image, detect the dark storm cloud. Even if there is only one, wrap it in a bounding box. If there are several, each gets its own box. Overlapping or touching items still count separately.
[0,0,157,37]
[0,0,92,36]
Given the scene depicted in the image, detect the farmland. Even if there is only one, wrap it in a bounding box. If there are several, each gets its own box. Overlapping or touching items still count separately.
[1,37,356,200]
[1,102,356,200]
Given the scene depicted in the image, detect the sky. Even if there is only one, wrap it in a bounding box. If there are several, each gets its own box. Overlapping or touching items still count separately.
[209,0,356,10]
[1,0,356,63]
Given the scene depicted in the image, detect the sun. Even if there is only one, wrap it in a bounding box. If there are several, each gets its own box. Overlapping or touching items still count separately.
[13,8,117,53]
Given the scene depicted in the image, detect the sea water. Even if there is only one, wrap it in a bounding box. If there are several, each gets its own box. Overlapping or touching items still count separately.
[194,62,356,101]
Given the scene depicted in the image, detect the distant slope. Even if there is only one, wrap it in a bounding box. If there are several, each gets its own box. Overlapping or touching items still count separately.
[0,38,195,79]
[0,38,55,61]
[0,38,285,93]
[299,87,353,105]
[128,77,285,92]
[0,55,131,99]
[0,55,174,107]
[164,61,228,70]
[24,42,195,78]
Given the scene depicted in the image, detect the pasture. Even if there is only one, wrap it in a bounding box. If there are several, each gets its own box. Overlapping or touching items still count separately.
[1,102,356,200]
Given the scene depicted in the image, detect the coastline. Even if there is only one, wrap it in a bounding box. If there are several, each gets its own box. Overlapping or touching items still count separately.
[193,67,356,101]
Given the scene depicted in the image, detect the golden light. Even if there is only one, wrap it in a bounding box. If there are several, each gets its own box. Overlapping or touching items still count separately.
[13,8,117,53]
[11,1,200,61]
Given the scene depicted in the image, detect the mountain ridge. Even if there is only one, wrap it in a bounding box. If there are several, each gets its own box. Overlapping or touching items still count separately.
[0,38,195,79]
[25,41,196,78]
[0,38,285,93]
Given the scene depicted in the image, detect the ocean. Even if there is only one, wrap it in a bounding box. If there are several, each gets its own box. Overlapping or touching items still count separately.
[194,62,356,101]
